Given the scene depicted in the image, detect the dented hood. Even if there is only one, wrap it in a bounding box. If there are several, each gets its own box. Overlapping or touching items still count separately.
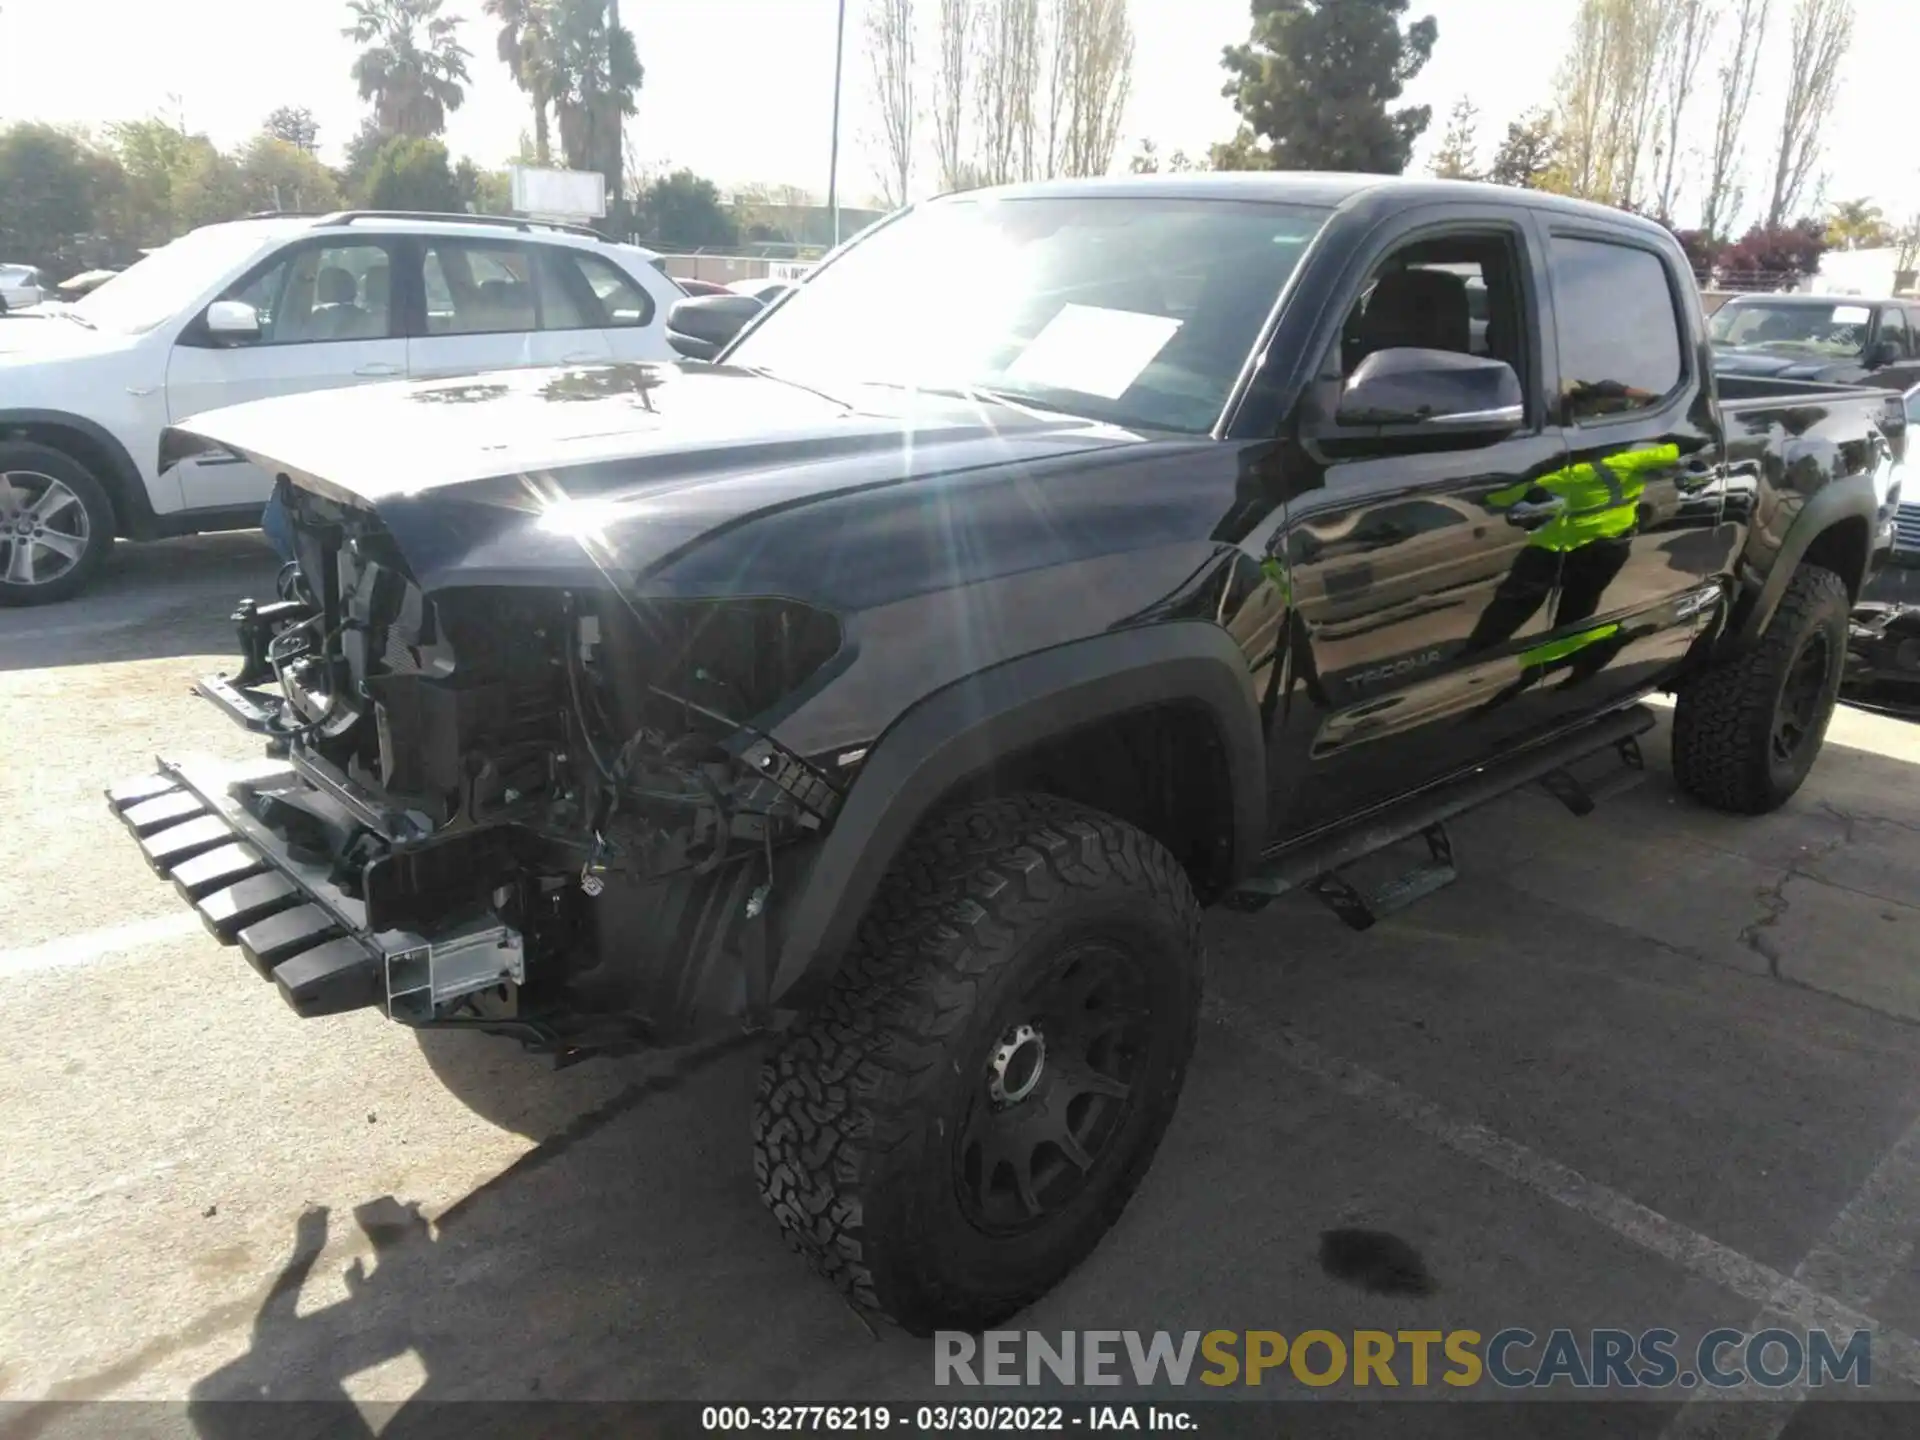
[165,361,1150,595]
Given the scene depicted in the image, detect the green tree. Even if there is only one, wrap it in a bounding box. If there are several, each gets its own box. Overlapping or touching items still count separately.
[1487,107,1564,190]
[1429,96,1481,180]
[484,0,561,165]
[263,106,322,154]
[0,123,121,275]
[344,0,473,139]
[636,169,738,249]
[455,157,514,215]
[237,136,344,214]
[342,115,393,195]
[1218,0,1438,174]
[106,117,239,244]
[361,135,464,211]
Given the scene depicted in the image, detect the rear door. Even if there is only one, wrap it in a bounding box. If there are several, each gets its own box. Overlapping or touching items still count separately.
[403,236,612,381]
[1268,208,1576,835]
[547,245,676,362]
[165,235,406,510]
[1525,224,1727,722]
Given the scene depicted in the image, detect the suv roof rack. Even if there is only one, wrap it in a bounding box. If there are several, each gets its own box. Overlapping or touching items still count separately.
[312,210,611,241]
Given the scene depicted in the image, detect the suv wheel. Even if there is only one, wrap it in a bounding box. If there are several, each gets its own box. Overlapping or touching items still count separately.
[0,441,115,605]
[1672,563,1850,814]
[753,794,1202,1335]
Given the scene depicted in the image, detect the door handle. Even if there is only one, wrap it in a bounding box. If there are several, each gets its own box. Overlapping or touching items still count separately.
[560,351,599,364]
[354,362,403,378]
[1504,496,1567,528]
[1676,459,1719,492]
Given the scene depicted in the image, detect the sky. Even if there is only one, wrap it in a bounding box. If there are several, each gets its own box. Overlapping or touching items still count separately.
[0,0,1915,229]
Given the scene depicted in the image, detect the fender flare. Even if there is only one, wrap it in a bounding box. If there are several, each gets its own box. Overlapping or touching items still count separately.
[1726,468,1878,652]
[768,621,1267,1006]
[0,408,157,537]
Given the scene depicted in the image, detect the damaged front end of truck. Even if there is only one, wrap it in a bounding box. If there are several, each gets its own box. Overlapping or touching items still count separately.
[109,467,849,1063]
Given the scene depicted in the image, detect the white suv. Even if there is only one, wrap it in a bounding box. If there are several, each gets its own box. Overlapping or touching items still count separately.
[0,211,686,603]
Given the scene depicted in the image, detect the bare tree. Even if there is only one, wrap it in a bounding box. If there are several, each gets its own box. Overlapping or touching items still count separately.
[1701,0,1771,239]
[1764,0,1853,227]
[1650,0,1717,220]
[1049,0,1133,177]
[863,0,916,207]
[973,0,1041,184]
[1553,0,1667,207]
[930,0,975,189]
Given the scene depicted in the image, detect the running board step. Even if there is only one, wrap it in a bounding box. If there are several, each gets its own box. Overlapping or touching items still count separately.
[1303,823,1456,931]
[1229,704,1658,929]
[1539,735,1647,816]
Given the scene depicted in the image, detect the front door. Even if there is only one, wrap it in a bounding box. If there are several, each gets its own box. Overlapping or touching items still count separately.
[1267,219,1575,837]
[405,237,612,381]
[166,236,406,510]
[1525,226,1726,723]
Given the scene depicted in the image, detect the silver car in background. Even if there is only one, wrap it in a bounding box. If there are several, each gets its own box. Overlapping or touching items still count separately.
[0,264,46,313]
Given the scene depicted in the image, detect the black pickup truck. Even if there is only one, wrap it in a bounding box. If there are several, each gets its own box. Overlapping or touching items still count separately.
[111,175,1904,1335]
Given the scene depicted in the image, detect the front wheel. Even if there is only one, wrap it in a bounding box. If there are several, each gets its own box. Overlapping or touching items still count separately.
[753,794,1202,1335]
[1672,564,1850,814]
[0,441,116,605]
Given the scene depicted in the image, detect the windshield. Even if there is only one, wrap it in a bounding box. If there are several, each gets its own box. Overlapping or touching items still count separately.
[72,226,279,333]
[727,195,1330,433]
[1709,301,1871,358]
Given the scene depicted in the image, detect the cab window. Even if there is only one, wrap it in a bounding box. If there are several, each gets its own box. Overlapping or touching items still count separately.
[1550,237,1685,422]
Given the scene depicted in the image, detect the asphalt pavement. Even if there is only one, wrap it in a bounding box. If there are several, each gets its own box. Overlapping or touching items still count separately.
[5,533,1920,1436]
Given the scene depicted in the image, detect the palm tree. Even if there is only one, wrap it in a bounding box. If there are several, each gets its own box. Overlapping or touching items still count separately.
[344,0,473,140]
[549,0,642,183]
[484,0,560,166]
[1826,197,1893,252]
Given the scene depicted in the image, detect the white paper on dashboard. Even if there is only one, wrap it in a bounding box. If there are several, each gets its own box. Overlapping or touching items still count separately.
[1004,304,1184,399]
[1832,305,1872,325]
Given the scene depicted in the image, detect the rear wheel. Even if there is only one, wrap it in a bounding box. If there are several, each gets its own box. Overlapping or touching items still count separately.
[753,794,1202,1334]
[1672,564,1850,814]
[0,442,115,605]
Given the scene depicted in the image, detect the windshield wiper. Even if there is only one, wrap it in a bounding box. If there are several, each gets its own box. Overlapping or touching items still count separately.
[59,309,96,329]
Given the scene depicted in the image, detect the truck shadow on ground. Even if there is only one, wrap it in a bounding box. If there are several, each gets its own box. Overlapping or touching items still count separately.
[0,533,279,673]
[184,1032,927,1421]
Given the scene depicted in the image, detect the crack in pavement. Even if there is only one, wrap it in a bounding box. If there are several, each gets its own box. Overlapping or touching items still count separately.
[1736,811,1860,979]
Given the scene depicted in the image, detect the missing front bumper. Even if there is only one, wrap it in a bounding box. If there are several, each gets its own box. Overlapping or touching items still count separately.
[105,757,522,1022]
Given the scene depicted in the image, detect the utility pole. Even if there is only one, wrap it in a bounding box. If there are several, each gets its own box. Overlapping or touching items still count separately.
[607,0,623,215]
[827,0,847,248]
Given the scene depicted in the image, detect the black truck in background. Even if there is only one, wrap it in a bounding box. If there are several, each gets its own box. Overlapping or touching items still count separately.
[112,175,1905,1335]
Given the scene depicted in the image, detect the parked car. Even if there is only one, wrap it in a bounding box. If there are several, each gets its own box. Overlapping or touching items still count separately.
[1710,292,1920,392]
[0,263,45,313]
[55,268,121,299]
[110,174,1903,1336]
[726,276,797,305]
[670,276,735,297]
[0,211,683,604]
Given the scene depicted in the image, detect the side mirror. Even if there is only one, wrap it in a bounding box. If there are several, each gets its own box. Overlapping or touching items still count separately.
[1868,340,1902,369]
[1335,347,1525,436]
[205,299,262,343]
[665,294,763,362]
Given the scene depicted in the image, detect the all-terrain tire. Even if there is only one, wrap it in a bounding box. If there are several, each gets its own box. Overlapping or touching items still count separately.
[753,793,1202,1335]
[0,440,116,605]
[1672,563,1850,814]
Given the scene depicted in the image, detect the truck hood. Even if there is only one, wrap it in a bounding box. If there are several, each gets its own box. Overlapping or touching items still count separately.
[167,361,1156,594]
[1710,345,1853,381]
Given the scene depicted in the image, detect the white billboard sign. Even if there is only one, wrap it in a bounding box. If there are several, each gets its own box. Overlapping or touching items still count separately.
[509,166,607,220]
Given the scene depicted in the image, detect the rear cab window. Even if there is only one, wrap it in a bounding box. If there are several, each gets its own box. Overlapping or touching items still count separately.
[1548,236,1686,423]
